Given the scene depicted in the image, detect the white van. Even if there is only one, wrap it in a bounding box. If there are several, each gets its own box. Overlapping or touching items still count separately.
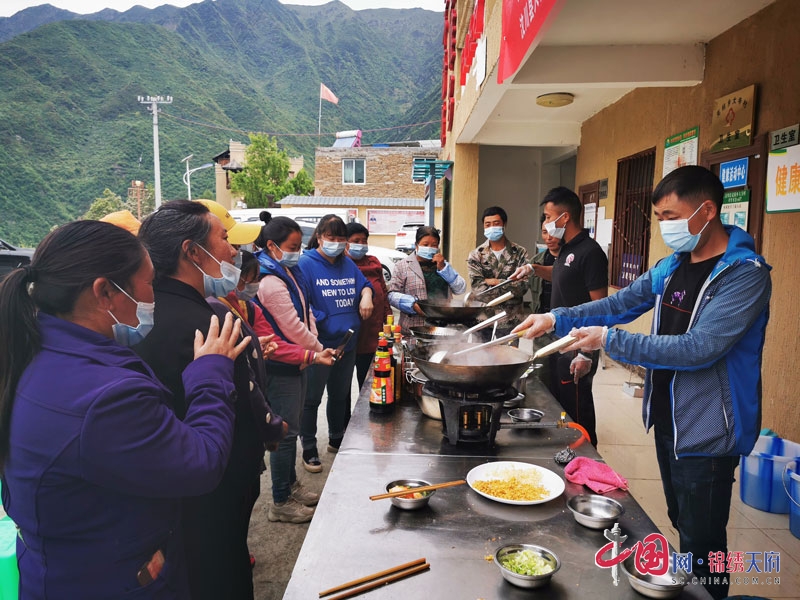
[229,207,354,225]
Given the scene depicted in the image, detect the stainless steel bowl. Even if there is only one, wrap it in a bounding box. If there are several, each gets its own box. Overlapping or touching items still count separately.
[507,408,544,423]
[385,479,434,510]
[620,555,688,599]
[567,494,624,529]
[494,544,560,589]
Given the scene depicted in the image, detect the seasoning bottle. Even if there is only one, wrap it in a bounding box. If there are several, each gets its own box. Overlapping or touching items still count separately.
[392,325,403,402]
[370,336,394,413]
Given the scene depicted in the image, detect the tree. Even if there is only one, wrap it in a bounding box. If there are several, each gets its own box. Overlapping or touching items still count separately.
[289,169,314,196]
[82,189,124,220]
[229,134,295,208]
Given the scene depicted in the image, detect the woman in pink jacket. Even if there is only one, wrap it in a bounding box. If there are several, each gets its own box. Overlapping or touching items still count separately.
[253,216,335,523]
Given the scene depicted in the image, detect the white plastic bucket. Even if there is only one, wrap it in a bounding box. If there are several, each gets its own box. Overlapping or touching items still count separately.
[739,435,800,514]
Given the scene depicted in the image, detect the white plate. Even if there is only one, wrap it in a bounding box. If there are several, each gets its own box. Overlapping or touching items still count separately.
[466,461,565,506]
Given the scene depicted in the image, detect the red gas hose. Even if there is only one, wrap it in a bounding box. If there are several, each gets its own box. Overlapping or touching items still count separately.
[565,421,591,449]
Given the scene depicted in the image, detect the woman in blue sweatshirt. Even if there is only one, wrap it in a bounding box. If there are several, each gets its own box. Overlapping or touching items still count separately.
[297,215,373,471]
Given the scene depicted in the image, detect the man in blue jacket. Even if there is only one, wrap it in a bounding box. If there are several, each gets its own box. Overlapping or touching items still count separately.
[514,166,771,600]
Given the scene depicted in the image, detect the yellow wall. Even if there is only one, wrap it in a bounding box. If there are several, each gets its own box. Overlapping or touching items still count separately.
[575,0,800,440]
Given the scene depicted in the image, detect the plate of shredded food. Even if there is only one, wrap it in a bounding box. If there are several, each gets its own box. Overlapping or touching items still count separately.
[466,461,565,505]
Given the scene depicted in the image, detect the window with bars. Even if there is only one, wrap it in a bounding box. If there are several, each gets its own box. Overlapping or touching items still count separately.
[342,159,365,184]
[610,149,656,288]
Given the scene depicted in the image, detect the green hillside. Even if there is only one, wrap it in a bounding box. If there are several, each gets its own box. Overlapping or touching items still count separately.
[0,0,443,246]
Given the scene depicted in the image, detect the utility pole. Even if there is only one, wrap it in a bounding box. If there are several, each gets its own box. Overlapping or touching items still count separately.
[137,95,173,209]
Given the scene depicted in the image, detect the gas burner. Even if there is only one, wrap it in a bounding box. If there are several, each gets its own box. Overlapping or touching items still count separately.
[422,382,516,445]
[424,381,517,403]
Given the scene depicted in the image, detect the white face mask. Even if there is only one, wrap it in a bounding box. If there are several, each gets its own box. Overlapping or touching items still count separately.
[544,213,567,240]
[107,281,155,346]
[659,202,710,253]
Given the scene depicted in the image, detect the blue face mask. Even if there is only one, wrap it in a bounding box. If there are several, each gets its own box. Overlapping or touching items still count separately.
[108,282,155,346]
[417,245,438,261]
[321,241,346,258]
[235,282,260,301]
[193,244,241,297]
[233,250,243,269]
[484,226,504,242]
[273,244,301,269]
[347,243,368,260]
[659,202,710,253]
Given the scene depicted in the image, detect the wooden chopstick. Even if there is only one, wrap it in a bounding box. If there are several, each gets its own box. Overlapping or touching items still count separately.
[369,479,466,501]
[325,562,431,600]
[319,558,427,597]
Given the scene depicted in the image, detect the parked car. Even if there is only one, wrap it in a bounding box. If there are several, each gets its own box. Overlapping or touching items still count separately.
[0,238,34,280]
[298,224,404,283]
[394,222,425,253]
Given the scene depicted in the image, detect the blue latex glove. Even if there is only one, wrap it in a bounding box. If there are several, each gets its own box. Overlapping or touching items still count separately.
[396,293,418,315]
[437,262,458,285]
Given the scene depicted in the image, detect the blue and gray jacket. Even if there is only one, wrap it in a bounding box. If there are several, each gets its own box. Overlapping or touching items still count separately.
[551,226,771,458]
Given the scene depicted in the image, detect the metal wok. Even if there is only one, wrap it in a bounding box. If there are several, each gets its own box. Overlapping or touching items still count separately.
[409,325,466,342]
[416,299,496,323]
[411,342,535,388]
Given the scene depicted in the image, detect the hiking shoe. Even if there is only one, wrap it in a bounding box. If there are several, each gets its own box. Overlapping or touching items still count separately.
[302,450,322,473]
[327,438,342,454]
[267,497,315,523]
[291,481,320,507]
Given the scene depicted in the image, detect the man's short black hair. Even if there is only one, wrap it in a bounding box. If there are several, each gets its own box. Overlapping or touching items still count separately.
[652,165,724,212]
[541,186,582,223]
[482,206,507,224]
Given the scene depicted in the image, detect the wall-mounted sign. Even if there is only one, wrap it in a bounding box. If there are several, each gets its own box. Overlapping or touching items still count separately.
[770,124,799,151]
[766,144,800,213]
[598,179,608,200]
[710,85,755,153]
[719,157,748,189]
[366,209,425,235]
[721,189,750,229]
[498,0,559,84]
[663,127,699,176]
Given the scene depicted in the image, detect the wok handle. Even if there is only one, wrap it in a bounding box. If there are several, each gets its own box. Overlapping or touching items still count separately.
[450,328,530,356]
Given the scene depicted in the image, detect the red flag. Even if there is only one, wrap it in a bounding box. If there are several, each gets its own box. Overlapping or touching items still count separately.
[320,83,339,105]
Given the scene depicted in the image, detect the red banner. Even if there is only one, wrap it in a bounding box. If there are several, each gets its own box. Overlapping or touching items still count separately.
[497,0,559,84]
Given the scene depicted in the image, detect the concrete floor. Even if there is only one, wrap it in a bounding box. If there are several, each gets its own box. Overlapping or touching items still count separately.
[248,359,800,600]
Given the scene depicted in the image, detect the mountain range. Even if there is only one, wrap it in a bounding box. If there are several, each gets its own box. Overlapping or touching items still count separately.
[0,0,443,246]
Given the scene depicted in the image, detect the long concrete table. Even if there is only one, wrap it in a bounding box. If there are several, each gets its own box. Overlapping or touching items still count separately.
[283,374,711,599]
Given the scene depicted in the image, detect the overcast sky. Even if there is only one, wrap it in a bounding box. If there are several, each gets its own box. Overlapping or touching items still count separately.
[1,0,444,18]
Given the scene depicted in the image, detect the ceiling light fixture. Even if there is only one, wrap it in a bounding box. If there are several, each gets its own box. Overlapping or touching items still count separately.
[536,92,574,108]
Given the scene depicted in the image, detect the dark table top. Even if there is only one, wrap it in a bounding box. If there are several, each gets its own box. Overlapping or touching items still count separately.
[283,371,711,599]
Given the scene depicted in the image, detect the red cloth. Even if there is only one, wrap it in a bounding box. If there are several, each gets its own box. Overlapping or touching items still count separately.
[353,255,392,354]
[564,457,628,494]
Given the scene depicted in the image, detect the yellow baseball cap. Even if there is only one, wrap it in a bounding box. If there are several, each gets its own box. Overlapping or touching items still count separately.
[194,200,261,245]
[100,210,141,235]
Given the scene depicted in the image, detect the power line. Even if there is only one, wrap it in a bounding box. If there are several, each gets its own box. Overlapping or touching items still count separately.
[159,111,438,138]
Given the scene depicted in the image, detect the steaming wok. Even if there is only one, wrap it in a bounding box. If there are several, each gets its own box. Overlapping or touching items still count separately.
[416,298,496,322]
[412,342,535,388]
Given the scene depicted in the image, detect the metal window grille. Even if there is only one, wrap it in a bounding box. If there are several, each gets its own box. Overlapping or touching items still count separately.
[611,149,656,288]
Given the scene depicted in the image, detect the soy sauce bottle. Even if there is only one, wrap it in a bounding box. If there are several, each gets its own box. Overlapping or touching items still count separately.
[370,335,394,413]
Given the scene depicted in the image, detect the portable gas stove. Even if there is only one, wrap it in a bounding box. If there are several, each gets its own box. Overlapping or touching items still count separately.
[423,381,517,445]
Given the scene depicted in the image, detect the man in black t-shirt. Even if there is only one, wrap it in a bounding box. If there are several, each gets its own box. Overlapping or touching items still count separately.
[512,187,608,446]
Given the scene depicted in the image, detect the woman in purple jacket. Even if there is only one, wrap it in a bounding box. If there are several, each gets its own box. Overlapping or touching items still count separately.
[0,221,249,599]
